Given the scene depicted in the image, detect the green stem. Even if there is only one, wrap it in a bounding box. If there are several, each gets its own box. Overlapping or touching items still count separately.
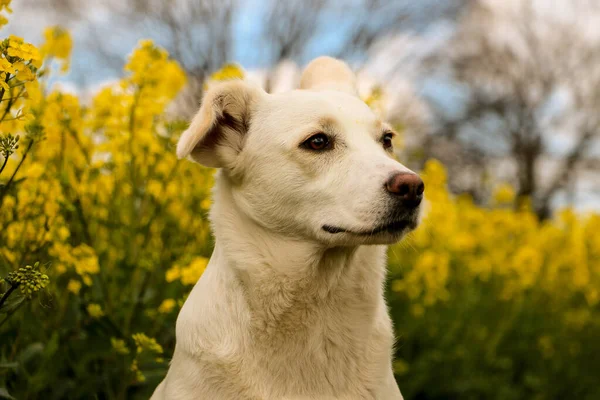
[0,139,34,205]
[0,92,26,102]
[0,93,15,122]
[1,116,26,122]
[0,86,25,103]
[7,81,26,89]
[0,85,25,122]
[59,128,65,169]
[0,155,8,175]
[128,87,142,171]
[67,125,91,164]
[0,283,18,309]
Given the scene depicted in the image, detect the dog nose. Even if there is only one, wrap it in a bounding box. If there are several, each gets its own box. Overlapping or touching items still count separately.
[386,172,425,208]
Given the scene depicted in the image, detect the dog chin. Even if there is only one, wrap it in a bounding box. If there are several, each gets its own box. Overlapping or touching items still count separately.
[320,219,418,246]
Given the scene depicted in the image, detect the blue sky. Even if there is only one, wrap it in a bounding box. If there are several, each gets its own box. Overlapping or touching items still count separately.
[5,0,461,86]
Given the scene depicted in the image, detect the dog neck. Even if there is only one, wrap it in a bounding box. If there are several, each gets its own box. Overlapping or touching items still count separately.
[208,172,388,334]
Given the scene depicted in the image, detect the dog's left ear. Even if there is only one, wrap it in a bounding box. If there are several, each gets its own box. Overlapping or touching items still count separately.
[177,80,265,168]
[299,56,358,96]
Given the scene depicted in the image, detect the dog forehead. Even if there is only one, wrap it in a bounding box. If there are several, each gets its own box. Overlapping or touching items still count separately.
[259,90,377,130]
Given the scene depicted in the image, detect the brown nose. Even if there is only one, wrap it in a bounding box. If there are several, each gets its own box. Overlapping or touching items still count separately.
[386,172,425,208]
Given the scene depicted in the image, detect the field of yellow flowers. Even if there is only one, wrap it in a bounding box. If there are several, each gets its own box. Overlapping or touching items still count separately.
[1,3,599,399]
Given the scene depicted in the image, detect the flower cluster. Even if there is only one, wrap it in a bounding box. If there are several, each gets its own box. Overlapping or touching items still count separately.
[86,303,105,319]
[387,160,600,399]
[131,332,164,382]
[5,262,48,298]
[158,298,176,314]
[132,332,163,355]
[204,62,244,90]
[0,19,215,396]
[0,0,12,28]
[390,160,599,310]
[165,256,209,285]
[40,26,72,73]
[0,33,42,132]
[110,337,130,355]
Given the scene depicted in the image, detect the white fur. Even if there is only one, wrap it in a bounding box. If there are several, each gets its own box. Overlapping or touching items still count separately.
[152,57,420,399]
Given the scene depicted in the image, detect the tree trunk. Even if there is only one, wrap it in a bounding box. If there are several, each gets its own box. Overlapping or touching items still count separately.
[516,138,547,219]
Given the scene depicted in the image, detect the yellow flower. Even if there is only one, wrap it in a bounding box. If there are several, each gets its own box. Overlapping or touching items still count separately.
[511,246,543,287]
[146,180,163,198]
[82,275,93,286]
[67,279,81,294]
[55,263,67,274]
[165,265,181,283]
[200,197,211,210]
[209,63,244,82]
[0,58,15,74]
[132,333,163,354]
[180,257,209,285]
[0,0,12,14]
[158,298,176,314]
[41,26,72,72]
[130,359,145,382]
[493,183,516,204]
[26,162,45,179]
[6,35,41,64]
[57,226,70,240]
[2,195,15,209]
[87,303,105,318]
[363,85,389,119]
[0,72,8,91]
[124,39,186,102]
[165,257,208,285]
[111,338,130,355]
[13,61,35,81]
[73,244,100,276]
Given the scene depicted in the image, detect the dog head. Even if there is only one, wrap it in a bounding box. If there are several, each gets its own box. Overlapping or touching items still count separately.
[177,57,424,246]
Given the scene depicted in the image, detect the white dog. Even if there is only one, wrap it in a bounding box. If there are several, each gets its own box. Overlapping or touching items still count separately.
[152,57,424,400]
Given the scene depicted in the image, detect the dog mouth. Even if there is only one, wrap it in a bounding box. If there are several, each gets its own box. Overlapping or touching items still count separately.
[322,219,415,236]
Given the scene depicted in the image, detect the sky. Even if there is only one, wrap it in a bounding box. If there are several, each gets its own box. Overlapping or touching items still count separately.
[5,0,463,87]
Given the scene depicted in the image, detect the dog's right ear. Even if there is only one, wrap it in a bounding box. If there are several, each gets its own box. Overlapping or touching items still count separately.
[176,80,265,168]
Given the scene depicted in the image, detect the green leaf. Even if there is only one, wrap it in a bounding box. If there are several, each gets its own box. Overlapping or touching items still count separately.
[17,342,43,364]
[44,332,60,358]
[0,295,25,314]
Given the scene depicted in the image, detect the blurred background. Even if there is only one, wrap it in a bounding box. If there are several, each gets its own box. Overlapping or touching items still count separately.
[9,0,600,216]
[1,0,599,399]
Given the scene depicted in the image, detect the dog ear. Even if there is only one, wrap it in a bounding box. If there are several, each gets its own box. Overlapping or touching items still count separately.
[176,80,265,168]
[299,56,358,96]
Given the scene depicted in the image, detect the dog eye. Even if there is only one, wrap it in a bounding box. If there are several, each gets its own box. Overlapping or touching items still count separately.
[302,133,332,151]
[382,132,394,150]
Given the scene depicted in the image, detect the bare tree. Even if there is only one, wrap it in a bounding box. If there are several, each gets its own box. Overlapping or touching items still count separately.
[25,0,467,110]
[418,0,600,217]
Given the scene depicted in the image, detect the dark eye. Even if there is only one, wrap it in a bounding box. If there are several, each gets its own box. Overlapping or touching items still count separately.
[382,132,394,150]
[302,133,331,151]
